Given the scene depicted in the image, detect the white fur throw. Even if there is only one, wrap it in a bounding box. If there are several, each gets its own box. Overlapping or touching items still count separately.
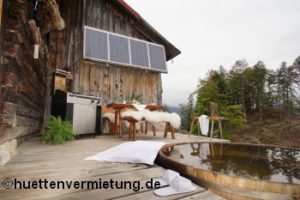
[102,112,115,123]
[142,110,181,129]
[121,110,143,121]
[123,121,142,131]
[119,110,181,129]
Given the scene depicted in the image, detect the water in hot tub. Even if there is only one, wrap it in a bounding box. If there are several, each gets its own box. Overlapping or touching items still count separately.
[162,143,300,184]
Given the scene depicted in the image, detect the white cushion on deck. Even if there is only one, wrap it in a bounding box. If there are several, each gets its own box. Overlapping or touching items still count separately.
[84,140,165,165]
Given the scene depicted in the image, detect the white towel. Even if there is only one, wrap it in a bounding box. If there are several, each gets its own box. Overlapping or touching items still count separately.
[199,115,209,136]
[84,141,165,165]
[200,143,210,160]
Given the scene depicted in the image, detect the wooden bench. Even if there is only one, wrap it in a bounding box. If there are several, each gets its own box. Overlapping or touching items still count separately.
[121,110,180,141]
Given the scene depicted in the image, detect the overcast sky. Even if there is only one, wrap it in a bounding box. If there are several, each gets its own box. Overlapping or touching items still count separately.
[126,0,300,106]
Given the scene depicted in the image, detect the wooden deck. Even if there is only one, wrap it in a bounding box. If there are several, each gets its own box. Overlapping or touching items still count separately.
[0,132,226,200]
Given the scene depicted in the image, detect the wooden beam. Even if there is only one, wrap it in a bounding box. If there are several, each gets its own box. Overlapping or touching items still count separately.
[0,0,3,27]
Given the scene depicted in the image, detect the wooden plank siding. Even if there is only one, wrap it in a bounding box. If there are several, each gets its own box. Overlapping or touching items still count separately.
[0,0,47,144]
[48,0,84,71]
[49,0,163,104]
[77,60,162,103]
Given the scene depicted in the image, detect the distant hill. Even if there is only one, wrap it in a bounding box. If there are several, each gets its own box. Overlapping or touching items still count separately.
[231,110,300,148]
[167,106,181,114]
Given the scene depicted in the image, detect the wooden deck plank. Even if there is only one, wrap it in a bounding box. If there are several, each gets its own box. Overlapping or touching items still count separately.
[0,132,226,200]
[1,167,164,200]
[46,168,166,200]
[177,190,225,200]
[110,186,206,200]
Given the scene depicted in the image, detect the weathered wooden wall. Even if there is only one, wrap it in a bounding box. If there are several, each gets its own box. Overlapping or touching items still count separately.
[0,0,47,145]
[0,0,3,26]
[48,0,83,72]
[78,60,162,103]
[49,0,163,104]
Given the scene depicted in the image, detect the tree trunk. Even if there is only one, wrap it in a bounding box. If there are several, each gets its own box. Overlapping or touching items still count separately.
[241,77,247,121]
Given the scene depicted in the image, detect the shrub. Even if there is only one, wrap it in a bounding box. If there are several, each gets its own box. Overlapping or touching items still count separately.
[43,116,75,144]
[221,105,246,128]
[220,104,247,139]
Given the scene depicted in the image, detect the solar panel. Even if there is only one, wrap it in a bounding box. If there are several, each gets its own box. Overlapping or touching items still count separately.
[148,44,167,71]
[84,28,108,61]
[109,34,130,64]
[130,39,149,67]
[83,26,167,73]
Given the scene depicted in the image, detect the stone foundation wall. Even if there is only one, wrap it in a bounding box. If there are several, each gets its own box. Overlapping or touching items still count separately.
[0,139,17,166]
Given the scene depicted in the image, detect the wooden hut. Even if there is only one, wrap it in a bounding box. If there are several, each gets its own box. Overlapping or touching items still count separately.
[49,0,180,103]
[0,0,180,146]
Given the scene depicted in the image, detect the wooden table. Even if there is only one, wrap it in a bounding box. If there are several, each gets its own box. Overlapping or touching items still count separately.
[107,102,163,137]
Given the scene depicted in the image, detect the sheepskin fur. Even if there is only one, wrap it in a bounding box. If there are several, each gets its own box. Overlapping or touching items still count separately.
[122,121,142,131]
[102,112,115,123]
[141,110,181,129]
[121,110,143,121]
[120,110,143,131]
[118,110,181,130]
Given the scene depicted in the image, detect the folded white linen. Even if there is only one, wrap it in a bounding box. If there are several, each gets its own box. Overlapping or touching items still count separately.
[84,141,165,165]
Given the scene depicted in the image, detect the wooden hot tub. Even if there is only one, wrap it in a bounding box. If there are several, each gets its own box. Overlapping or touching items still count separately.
[157,142,300,200]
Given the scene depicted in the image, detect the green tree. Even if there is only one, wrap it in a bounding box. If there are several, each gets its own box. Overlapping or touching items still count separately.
[293,56,300,82]
[195,69,228,115]
[265,69,277,108]
[180,57,300,137]
[227,59,249,119]
[252,61,267,120]
[179,93,194,131]
[276,62,298,118]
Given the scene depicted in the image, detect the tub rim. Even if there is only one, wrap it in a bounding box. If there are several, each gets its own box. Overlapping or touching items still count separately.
[158,141,300,187]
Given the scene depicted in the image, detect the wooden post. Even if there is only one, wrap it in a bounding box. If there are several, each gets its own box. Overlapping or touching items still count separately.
[0,0,3,27]
[144,121,148,134]
[218,120,223,138]
[210,120,214,139]
[152,125,156,136]
[189,116,199,136]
